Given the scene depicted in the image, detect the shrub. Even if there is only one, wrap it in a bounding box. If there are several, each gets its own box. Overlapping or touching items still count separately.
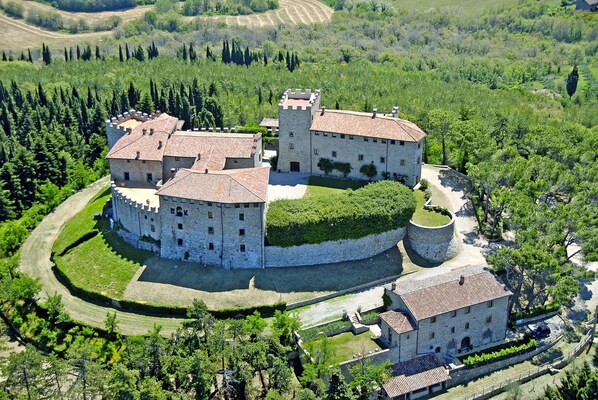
[511,303,560,322]
[298,319,352,340]
[269,155,278,170]
[359,163,377,180]
[461,337,537,367]
[266,181,416,247]
[4,1,24,18]
[419,178,429,191]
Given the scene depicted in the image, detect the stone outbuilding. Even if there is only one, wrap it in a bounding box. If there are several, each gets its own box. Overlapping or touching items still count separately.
[381,354,450,400]
[380,266,512,362]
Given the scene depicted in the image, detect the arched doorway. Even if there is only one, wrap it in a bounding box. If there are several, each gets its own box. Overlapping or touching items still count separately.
[290,161,300,172]
[461,336,471,350]
[447,340,456,355]
[483,329,492,345]
[435,346,441,353]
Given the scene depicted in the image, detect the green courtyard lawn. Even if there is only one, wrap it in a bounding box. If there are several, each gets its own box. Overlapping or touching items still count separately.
[306,176,367,196]
[52,186,112,255]
[411,190,452,227]
[321,331,383,366]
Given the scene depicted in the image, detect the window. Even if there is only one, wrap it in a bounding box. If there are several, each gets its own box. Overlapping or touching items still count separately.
[349,136,354,140]
[175,157,180,161]
[289,143,294,150]
[244,204,249,208]
[240,244,246,252]
[235,204,240,208]
[400,159,406,166]
[487,300,494,308]
[144,215,148,220]
[207,202,212,207]
[208,242,214,250]
[208,227,214,234]
[150,224,155,232]
[418,142,421,149]
[465,306,471,314]
[451,310,457,318]
[289,132,294,137]
[239,213,245,221]
[382,139,387,143]
[373,139,377,143]
[380,157,385,163]
[176,207,183,217]
[323,133,328,137]
[431,316,436,324]
[451,327,456,333]
[332,151,337,158]
[364,137,369,142]
[315,132,320,136]
[127,160,130,163]
[340,134,345,139]
[486,316,493,324]
[177,223,183,230]
[358,154,364,161]
[170,208,175,214]
[417,156,421,164]
[239,229,245,236]
[400,141,405,146]
[124,172,130,181]
[429,332,435,339]
[332,134,336,138]
[253,203,260,207]
[314,149,319,155]
[177,238,183,246]
[465,322,470,330]
[147,173,153,182]
[208,211,213,219]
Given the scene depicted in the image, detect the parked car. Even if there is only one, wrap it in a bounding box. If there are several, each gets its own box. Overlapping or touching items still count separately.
[527,323,551,339]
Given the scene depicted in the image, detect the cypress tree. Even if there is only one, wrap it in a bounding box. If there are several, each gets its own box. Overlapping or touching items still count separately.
[189,43,196,62]
[566,65,579,98]
[125,43,130,60]
[2,52,6,62]
[76,45,81,60]
[27,49,32,63]
[119,44,124,62]
[95,45,101,60]
[69,47,74,61]
[244,46,251,66]
[64,47,69,62]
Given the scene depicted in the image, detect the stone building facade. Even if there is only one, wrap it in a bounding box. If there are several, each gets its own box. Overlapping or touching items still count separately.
[380,266,512,362]
[106,111,267,269]
[277,89,426,187]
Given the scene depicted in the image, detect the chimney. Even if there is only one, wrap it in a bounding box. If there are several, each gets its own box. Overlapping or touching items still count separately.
[392,106,399,117]
[372,108,377,118]
[459,275,465,286]
[391,282,396,291]
[149,128,154,135]
[158,140,162,149]
[126,128,132,135]
[197,153,201,160]
[142,128,147,135]
[170,168,176,177]
[321,107,326,116]
[204,168,208,174]
[136,151,140,159]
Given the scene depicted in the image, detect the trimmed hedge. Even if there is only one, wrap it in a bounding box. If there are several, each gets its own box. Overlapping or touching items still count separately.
[511,303,560,322]
[461,337,537,367]
[266,181,416,247]
[298,319,352,341]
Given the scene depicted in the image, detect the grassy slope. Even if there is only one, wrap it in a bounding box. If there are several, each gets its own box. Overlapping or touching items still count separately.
[392,0,528,14]
[306,176,367,196]
[324,331,382,365]
[411,189,451,227]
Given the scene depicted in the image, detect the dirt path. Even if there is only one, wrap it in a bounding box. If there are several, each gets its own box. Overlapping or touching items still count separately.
[19,177,185,336]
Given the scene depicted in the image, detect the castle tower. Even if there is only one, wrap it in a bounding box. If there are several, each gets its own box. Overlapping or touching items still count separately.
[105,110,151,150]
[277,89,321,173]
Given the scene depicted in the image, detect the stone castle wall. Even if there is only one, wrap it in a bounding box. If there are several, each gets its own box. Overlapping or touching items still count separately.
[111,184,161,242]
[264,226,406,268]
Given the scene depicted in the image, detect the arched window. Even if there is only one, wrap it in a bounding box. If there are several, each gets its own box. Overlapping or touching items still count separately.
[176,206,183,217]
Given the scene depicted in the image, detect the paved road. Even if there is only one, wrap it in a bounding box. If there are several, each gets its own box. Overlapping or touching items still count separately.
[18,177,185,336]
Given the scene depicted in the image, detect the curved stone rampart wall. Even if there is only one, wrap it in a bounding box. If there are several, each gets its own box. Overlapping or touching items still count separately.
[264,227,406,268]
[406,199,457,262]
[111,184,161,243]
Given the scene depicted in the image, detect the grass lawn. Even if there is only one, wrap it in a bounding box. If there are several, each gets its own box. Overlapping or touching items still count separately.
[411,190,452,227]
[306,176,367,196]
[320,331,383,366]
[52,186,112,255]
[390,0,541,15]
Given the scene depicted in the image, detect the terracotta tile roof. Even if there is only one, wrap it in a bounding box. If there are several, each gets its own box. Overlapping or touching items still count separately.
[164,132,260,160]
[380,311,415,334]
[107,113,179,161]
[383,355,449,398]
[259,118,279,128]
[393,266,512,321]
[156,167,269,204]
[310,110,426,142]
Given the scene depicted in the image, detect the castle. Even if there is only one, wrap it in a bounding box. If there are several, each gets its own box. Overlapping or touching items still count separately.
[106,89,427,269]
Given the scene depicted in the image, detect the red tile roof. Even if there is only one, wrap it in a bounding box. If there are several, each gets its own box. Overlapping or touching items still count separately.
[394,266,512,321]
[380,311,415,334]
[156,167,269,204]
[383,355,449,398]
[310,110,426,142]
[106,113,180,161]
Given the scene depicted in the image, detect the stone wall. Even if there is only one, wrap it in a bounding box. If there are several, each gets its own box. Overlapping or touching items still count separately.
[406,206,457,262]
[117,229,160,252]
[111,185,161,241]
[264,227,406,267]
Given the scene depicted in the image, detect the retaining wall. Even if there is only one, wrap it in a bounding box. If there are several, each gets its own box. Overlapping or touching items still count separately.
[264,227,406,267]
[406,197,457,262]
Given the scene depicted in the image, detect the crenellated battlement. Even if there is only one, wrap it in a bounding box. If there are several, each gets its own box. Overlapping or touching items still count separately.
[279,88,321,110]
[105,109,163,130]
[111,182,160,214]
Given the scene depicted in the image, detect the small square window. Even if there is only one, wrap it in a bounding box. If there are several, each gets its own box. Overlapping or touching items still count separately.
[332,151,337,158]
[150,224,155,232]
[315,132,320,136]
[170,208,175,214]
[208,227,214,234]
[208,211,213,219]
[451,327,456,334]
[124,172,130,181]
[207,202,212,207]
[235,204,240,208]
[289,132,294,137]
[418,142,421,149]
[382,139,386,143]
[380,157,385,163]
[364,137,369,142]
[175,157,180,161]
[465,306,471,314]
[391,140,396,145]
[177,238,183,246]
[177,223,183,230]
[239,213,245,221]
[487,300,494,308]
[465,322,470,330]
[358,154,364,161]
[486,316,493,324]
[451,310,457,318]
[400,159,406,166]
[144,215,148,220]
[340,134,345,139]
[323,133,328,137]
[244,204,249,208]
[373,139,378,143]
[240,244,246,252]
[431,316,436,324]
[400,141,405,146]
[314,149,319,155]
[429,332,435,339]
[332,134,336,138]
[289,143,294,150]
[239,229,245,236]
[349,136,354,140]
[208,242,214,250]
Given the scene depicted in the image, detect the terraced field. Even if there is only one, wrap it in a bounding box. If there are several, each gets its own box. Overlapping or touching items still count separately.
[0,0,333,51]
